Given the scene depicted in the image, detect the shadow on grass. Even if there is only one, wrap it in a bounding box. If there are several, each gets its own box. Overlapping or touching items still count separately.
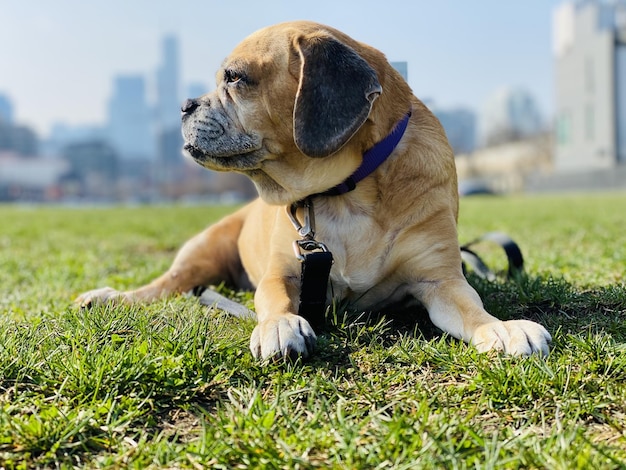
[312,272,626,365]
[468,273,626,342]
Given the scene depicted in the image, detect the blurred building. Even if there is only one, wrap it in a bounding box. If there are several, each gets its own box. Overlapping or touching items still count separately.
[433,107,477,154]
[478,87,543,147]
[107,75,154,160]
[0,121,39,156]
[43,123,107,157]
[62,140,120,199]
[553,0,626,170]
[157,127,183,170]
[390,61,408,82]
[395,61,477,154]
[0,92,38,155]
[0,152,68,201]
[0,93,14,124]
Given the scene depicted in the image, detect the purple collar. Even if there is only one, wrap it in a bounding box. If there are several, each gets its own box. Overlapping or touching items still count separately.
[317,110,412,197]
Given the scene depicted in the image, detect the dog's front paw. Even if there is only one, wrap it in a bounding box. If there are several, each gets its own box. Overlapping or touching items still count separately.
[472,320,551,356]
[75,287,126,308]
[250,314,317,360]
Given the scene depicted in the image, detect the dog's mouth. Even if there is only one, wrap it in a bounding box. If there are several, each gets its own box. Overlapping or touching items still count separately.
[183,144,266,171]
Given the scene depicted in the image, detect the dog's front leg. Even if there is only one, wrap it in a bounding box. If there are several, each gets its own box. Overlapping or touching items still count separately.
[249,268,317,360]
[416,277,551,356]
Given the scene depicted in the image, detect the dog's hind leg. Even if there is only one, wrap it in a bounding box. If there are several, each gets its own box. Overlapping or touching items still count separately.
[76,204,252,308]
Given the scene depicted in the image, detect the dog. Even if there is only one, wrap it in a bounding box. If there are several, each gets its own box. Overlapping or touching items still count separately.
[77,21,551,360]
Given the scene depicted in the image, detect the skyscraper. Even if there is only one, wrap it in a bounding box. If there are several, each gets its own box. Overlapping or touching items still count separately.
[0,93,14,124]
[156,35,180,131]
[155,35,184,177]
[553,0,626,170]
[107,75,154,159]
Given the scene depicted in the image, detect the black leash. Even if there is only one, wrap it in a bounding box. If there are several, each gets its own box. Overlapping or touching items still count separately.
[460,231,524,281]
[287,198,334,330]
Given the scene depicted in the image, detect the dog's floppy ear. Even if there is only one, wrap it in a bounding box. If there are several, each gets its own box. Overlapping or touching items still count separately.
[293,34,382,158]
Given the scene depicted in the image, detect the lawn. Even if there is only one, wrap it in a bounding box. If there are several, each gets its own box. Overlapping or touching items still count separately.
[0,193,625,469]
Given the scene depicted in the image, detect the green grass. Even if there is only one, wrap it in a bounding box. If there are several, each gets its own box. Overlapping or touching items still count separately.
[0,193,625,469]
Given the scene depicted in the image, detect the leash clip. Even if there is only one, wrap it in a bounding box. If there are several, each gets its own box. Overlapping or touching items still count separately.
[287,197,316,240]
[287,197,331,263]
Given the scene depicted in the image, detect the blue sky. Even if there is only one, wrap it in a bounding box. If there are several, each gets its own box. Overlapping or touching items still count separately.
[1,0,563,137]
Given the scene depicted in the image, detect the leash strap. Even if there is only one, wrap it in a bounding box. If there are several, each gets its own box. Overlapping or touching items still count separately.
[197,288,256,319]
[288,198,333,329]
[460,231,524,280]
[298,250,333,328]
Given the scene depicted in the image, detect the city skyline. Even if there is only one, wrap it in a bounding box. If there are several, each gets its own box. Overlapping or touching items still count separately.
[1,1,562,137]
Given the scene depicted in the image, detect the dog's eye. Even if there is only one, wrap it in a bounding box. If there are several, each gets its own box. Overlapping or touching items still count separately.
[225,69,245,84]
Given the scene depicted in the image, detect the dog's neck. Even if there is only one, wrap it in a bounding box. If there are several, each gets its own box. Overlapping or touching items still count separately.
[313,110,412,198]
[287,110,412,324]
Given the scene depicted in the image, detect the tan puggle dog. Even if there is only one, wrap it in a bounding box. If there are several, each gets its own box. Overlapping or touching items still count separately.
[77,21,551,360]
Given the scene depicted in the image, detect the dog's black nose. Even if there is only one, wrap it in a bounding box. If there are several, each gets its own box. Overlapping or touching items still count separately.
[181,98,199,115]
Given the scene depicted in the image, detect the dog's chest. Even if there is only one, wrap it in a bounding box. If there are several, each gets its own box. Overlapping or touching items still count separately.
[315,208,402,303]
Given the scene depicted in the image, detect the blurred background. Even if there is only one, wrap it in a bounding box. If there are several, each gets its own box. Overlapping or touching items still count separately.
[1,0,625,204]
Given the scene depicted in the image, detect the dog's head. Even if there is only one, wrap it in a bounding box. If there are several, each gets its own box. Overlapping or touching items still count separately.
[182,21,408,204]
